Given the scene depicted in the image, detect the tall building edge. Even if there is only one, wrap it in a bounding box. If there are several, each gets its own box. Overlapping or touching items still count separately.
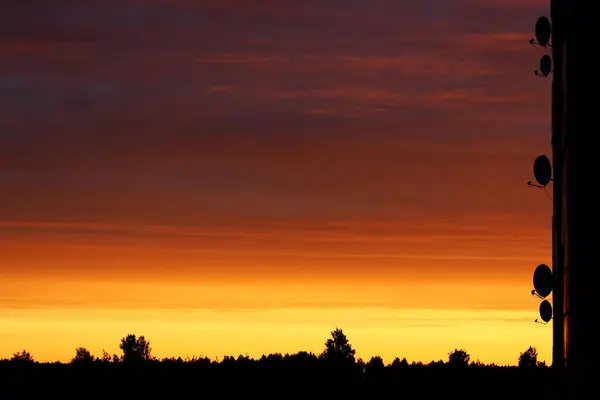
[561,0,600,398]
[550,0,565,374]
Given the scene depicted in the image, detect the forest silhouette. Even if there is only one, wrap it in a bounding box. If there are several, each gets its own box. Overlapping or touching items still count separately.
[1,328,552,399]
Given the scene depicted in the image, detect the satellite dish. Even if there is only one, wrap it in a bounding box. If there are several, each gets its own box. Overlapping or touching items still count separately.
[539,55,552,76]
[535,16,551,46]
[533,264,553,298]
[539,300,553,323]
[533,155,552,187]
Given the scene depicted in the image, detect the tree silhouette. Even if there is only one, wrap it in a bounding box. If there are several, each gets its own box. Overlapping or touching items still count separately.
[0,342,556,399]
[518,346,538,368]
[72,347,95,364]
[537,360,548,367]
[119,334,152,363]
[390,357,409,367]
[260,353,283,365]
[447,348,470,367]
[366,355,385,369]
[320,328,356,364]
[286,351,317,365]
[10,349,34,364]
[99,350,113,363]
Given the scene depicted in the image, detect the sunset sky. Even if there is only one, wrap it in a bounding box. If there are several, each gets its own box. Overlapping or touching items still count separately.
[1,0,553,365]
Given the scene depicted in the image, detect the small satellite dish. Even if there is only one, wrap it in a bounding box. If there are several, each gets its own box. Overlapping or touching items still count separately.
[539,300,553,323]
[539,55,552,76]
[533,155,552,187]
[533,264,553,298]
[535,16,551,46]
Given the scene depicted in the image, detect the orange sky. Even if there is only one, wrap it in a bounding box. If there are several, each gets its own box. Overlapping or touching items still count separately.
[0,0,553,365]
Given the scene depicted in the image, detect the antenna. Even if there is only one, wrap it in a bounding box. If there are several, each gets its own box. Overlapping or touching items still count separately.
[533,263,553,298]
[539,299,553,323]
[531,154,553,187]
[530,16,552,48]
[527,180,545,188]
[531,289,544,299]
[534,55,553,77]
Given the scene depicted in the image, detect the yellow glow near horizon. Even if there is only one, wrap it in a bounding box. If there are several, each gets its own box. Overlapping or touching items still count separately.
[0,307,550,366]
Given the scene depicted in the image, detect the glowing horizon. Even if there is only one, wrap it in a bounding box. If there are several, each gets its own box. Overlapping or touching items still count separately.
[1,307,550,366]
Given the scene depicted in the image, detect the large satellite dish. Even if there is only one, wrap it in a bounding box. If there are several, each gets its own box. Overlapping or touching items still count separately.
[535,16,551,46]
[539,55,552,76]
[533,155,552,187]
[533,264,553,298]
[539,300,553,323]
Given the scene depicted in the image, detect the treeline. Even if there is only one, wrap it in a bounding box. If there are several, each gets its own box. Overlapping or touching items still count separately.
[0,328,553,399]
[2,328,547,368]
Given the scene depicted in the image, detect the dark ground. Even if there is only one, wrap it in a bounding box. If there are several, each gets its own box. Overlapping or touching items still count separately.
[0,361,553,399]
